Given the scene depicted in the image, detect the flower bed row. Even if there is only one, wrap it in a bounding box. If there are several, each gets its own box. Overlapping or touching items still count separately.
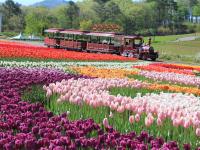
[134,64,196,75]
[155,63,200,72]
[0,41,136,61]
[139,70,200,87]
[0,67,187,149]
[44,78,200,134]
[0,60,149,71]
[72,66,138,78]
[72,66,200,96]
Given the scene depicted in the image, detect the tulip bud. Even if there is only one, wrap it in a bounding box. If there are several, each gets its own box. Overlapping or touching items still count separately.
[129,115,135,124]
[103,118,109,127]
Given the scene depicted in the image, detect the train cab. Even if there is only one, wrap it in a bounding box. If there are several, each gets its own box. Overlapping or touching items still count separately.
[121,35,144,57]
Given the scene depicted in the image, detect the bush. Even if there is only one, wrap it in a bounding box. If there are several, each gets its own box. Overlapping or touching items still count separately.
[195,24,200,32]
[137,28,156,36]
[0,32,18,38]
[183,22,196,33]
[80,20,93,31]
[157,26,172,35]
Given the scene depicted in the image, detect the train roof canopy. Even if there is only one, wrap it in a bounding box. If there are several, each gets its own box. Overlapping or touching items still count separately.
[86,32,116,37]
[60,30,86,35]
[44,28,63,33]
[124,35,143,39]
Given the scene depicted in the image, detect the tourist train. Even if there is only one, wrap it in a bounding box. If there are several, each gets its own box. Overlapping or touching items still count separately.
[44,28,158,61]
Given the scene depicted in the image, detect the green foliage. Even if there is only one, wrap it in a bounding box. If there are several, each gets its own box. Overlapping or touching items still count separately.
[0,0,200,35]
[80,20,93,30]
[65,1,80,29]
[193,4,200,16]
[77,0,100,23]
[0,31,16,36]
[157,26,172,35]
[24,7,56,35]
[0,0,24,32]
[51,2,79,29]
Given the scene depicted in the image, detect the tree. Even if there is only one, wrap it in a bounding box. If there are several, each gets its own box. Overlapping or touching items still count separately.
[66,1,80,28]
[103,1,123,24]
[52,2,80,29]
[0,0,24,32]
[80,20,93,30]
[146,0,178,28]
[193,5,200,16]
[78,0,100,23]
[94,0,110,4]
[25,7,56,35]
[2,0,21,16]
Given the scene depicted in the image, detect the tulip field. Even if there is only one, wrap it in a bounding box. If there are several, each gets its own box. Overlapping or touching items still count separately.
[1,41,200,149]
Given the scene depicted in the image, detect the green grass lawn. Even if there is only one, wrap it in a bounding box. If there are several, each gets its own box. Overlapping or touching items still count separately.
[145,33,200,64]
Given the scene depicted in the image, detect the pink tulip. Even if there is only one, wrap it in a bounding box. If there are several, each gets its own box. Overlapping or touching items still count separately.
[103,118,109,127]
[117,106,125,113]
[157,118,162,126]
[173,119,179,127]
[135,114,140,122]
[129,115,135,124]
[196,128,200,137]
[145,117,151,127]
[184,121,190,128]
[46,89,52,98]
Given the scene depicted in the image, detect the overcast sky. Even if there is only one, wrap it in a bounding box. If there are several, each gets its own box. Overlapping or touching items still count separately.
[0,0,81,6]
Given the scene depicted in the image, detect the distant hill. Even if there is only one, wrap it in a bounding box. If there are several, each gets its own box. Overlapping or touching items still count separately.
[32,0,68,8]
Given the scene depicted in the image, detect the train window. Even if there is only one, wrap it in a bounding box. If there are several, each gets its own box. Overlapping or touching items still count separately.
[111,38,120,46]
[68,34,73,40]
[134,39,143,46]
[47,33,53,38]
[54,32,60,39]
[90,36,99,43]
[125,39,130,45]
[75,35,85,41]
[100,37,109,44]
[64,34,69,39]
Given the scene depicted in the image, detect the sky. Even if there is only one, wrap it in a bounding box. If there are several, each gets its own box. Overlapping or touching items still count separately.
[0,0,80,6]
[0,0,139,6]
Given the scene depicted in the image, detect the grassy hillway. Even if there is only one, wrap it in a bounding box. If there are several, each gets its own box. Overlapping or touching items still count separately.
[148,33,200,64]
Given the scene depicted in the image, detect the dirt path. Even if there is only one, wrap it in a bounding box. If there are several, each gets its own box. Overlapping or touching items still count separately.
[0,39,44,47]
[174,36,200,42]
[13,40,45,47]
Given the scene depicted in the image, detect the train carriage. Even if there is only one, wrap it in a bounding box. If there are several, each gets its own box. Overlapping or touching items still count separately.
[85,32,121,54]
[59,30,89,51]
[44,28,64,48]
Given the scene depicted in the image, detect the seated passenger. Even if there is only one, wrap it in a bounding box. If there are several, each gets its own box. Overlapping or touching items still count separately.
[102,40,108,44]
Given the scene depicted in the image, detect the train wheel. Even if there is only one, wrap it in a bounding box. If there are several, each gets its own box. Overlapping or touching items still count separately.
[142,54,148,60]
[138,54,143,60]
[128,53,134,58]
[121,52,128,57]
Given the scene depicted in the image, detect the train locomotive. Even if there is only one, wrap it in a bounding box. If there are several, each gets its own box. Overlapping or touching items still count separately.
[44,28,158,61]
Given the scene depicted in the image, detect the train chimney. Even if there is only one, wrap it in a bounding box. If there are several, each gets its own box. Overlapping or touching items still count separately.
[148,37,151,46]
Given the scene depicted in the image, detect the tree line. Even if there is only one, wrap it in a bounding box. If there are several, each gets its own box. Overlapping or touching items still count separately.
[1,0,200,36]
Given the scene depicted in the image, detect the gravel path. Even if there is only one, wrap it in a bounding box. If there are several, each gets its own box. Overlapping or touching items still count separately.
[174,36,200,42]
